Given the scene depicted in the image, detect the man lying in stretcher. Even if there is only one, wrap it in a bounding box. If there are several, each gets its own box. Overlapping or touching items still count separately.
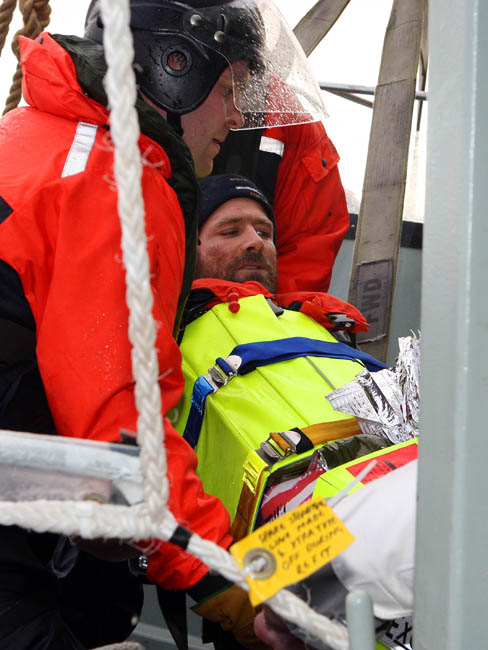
[172,174,416,650]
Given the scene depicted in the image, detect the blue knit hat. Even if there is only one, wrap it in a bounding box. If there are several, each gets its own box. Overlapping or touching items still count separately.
[198,174,275,232]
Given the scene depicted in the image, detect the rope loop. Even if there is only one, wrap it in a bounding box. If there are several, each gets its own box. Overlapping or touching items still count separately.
[3,0,51,114]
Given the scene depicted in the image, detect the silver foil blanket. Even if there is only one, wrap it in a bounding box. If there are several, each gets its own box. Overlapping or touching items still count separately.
[326,335,421,444]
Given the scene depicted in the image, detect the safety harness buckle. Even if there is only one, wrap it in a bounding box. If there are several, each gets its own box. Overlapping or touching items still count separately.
[259,429,300,463]
[326,312,356,330]
[206,354,242,389]
[207,364,231,389]
[259,439,289,463]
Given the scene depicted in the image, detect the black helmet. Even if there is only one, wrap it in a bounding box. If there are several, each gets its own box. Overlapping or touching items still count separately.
[85,0,328,130]
[85,0,264,116]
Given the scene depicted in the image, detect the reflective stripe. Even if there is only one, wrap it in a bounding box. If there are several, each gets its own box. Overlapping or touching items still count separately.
[61,122,98,178]
[234,184,264,194]
[259,136,284,157]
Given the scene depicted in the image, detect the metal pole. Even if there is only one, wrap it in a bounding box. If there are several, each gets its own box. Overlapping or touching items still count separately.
[318,81,427,101]
[345,591,376,650]
[415,0,488,647]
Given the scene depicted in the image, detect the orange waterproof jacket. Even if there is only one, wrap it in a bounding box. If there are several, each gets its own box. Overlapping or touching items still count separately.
[262,121,349,294]
[0,33,231,589]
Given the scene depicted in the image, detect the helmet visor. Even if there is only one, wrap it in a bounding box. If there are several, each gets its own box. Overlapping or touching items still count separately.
[188,0,327,130]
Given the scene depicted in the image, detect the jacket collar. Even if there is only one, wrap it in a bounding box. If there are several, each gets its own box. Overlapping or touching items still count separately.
[52,34,193,167]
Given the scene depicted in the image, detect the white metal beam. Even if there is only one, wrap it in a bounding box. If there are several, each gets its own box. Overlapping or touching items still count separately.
[415,0,488,647]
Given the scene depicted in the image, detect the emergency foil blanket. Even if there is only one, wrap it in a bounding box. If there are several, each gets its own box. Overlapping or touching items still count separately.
[326,335,420,444]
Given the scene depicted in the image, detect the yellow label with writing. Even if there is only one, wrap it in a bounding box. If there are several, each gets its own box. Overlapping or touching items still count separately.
[230,497,355,606]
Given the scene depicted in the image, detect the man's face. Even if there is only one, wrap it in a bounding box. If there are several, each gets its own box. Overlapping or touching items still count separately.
[181,63,248,178]
[195,197,278,292]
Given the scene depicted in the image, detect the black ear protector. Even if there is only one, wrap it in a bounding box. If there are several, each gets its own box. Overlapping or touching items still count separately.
[163,47,193,77]
[85,0,264,117]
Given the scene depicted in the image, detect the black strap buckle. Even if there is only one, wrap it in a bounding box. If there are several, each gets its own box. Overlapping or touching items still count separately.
[326,312,355,330]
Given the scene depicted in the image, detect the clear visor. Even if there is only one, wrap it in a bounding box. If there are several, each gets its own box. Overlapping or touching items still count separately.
[191,0,327,130]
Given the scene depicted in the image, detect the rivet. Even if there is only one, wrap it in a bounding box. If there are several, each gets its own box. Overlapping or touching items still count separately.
[243,548,277,580]
[190,14,203,27]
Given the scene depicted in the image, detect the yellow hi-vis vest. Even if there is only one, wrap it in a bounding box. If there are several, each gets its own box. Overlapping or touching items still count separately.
[170,294,386,535]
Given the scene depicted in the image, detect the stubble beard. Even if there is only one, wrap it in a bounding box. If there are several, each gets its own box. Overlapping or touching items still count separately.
[196,251,278,293]
[222,252,277,293]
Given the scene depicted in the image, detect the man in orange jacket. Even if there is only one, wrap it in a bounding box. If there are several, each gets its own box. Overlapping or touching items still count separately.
[261,121,349,294]
[0,1,329,648]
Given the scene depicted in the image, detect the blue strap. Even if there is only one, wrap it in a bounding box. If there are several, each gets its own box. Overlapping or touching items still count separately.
[182,338,386,448]
[231,338,386,374]
[183,376,215,448]
[215,356,234,375]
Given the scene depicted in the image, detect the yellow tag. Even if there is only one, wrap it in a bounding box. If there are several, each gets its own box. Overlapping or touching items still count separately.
[230,497,355,606]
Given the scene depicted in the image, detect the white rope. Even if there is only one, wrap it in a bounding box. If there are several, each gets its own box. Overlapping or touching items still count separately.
[98,0,169,521]
[0,0,178,546]
[0,1,352,648]
[186,532,350,649]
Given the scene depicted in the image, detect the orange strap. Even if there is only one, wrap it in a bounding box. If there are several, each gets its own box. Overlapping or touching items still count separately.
[270,418,361,454]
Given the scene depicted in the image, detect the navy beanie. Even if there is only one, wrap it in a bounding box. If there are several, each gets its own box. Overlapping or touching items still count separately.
[197,174,275,232]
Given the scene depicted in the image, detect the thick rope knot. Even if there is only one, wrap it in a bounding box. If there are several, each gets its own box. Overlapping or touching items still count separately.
[3,0,51,114]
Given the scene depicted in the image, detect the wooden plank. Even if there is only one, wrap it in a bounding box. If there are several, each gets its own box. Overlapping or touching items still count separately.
[348,0,426,362]
[293,0,351,56]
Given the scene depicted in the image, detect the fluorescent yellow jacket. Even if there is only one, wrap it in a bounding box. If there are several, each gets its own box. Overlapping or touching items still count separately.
[171,293,385,535]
